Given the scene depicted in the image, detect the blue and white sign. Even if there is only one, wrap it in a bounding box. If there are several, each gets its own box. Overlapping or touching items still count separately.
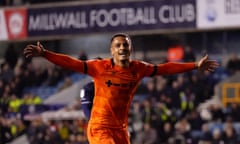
[197,0,240,28]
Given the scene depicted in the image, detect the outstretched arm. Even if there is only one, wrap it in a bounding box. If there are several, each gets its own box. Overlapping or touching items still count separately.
[195,54,219,72]
[155,55,219,75]
[24,42,85,73]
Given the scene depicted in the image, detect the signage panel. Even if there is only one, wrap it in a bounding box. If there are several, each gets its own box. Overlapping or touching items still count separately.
[197,0,240,28]
[27,0,196,37]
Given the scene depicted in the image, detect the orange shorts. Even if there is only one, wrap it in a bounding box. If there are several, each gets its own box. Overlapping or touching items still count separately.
[87,124,130,144]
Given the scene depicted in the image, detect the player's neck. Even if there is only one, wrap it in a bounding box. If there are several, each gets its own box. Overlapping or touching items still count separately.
[119,60,129,68]
[113,58,130,68]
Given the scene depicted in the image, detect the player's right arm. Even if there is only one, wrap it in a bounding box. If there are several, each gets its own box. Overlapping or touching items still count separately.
[24,42,85,73]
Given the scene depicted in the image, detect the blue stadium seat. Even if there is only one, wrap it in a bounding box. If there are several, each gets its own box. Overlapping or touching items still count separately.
[23,73,85,100]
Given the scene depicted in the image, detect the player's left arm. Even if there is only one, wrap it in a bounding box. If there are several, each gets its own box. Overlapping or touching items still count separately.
[140,54,219,77]
[155,54,219,75]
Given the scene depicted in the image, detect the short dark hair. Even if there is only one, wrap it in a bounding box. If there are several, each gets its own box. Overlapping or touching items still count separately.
[95,57,102,60]
[110,33,132,47]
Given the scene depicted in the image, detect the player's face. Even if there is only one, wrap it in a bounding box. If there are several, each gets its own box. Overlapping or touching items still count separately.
[110,36,132,63]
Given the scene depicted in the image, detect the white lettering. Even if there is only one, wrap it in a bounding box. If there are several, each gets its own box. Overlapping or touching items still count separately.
[185,4,195,22]
[28,15,41,30]
[158,4,195,24]
[175,6,184,22]
[119,8,128,25]
[225,0,240,14]
[90,7,157,27]
[159,6,170,23]
[90,10,97,27]
[109,9,120,26]
[52,13,66,29]
[97,9,108,27]
[28,12,88,31]
[126,8,135,25]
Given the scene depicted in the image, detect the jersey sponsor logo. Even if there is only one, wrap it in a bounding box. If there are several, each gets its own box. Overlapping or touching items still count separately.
[105,80,137,88]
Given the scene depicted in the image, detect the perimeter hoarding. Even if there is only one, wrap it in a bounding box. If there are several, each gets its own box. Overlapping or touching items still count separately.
[0,9,8,40]
[197,0,240,29]
[27,0,196,37]
[0,8,27,41]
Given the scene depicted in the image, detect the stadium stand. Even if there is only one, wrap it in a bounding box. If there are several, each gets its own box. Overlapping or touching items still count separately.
[1,0,240,144]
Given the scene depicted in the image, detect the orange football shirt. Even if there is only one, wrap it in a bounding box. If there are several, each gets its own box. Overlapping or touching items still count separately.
[44,51,195,129]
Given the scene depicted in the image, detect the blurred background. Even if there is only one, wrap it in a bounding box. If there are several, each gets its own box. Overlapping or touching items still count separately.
[0,0,240,144]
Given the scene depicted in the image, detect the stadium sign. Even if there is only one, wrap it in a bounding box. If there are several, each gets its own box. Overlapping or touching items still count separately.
[27,0,196,37]
[197,0,240,29]
[0,9,8,40]
[0,8,27,40]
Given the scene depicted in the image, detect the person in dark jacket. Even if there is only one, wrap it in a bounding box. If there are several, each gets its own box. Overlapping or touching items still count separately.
[80,81,95,120]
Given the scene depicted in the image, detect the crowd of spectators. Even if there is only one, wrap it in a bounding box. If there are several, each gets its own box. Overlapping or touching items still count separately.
[26,117,88,144]
[128,74,240,144]
[1,44,240,144]
[1,1,240,142]
[22,70,240,144]
[19,53,240,144]
[0,45,75,143]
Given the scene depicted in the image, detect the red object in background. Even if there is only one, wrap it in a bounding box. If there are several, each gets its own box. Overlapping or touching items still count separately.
[4,8,27,40]
[167,45,184,62]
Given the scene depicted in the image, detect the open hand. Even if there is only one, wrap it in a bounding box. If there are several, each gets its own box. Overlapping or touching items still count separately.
[24,41,45,58]
[196,54,220,72]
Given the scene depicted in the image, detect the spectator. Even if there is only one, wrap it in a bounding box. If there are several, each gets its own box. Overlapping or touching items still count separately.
[58,77,73,92]
[183,46,196,62]
[222,120,238,144]
[158,122,174,144]
[134,123,157,144]
[226,53,240,75]
[145,78,159,101]
[142,98,156,125]
[226,103,240,122]
[209,104,225,122]
[0,89,10,116]
[211,128,224,144]
[199,123,212,143]
[169,81,182,116]
[42,65,61,86]
[4,44,18,69]
[0,116,12,143]
[128,101,143,143]
[58,120,70,142]
[179,87,195,117]
[9,94,22,113]
[32,94,42,105]
[78,50,88,61]
[175,117,191,140]
[0,63,14,84]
